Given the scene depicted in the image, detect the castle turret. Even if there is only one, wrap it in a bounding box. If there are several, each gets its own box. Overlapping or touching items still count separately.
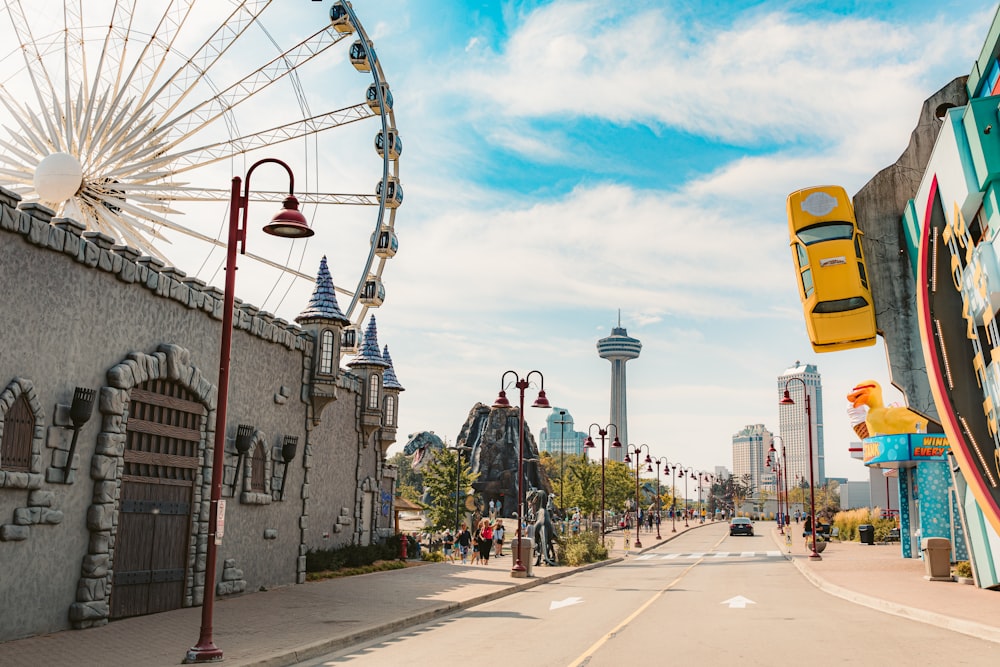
[295,256,351,423]
[347,315,389,442]
[379,344,404,451]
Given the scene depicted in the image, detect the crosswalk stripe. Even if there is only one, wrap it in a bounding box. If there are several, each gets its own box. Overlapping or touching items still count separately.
[641,551,786,560]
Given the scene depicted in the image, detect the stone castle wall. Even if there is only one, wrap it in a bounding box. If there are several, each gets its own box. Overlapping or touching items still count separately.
[0,187,388,641]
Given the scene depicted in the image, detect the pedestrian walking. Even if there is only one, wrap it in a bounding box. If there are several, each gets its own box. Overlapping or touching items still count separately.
[493,519,505,557]
[442,531,454,562]
[479,518,493,564]
[456,523,472,564]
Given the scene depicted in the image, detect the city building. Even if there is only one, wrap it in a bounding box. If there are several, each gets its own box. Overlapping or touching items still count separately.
[777,361,825,489]
[731,424,772,495]
[596,318,641,462]
[538,408,586,458]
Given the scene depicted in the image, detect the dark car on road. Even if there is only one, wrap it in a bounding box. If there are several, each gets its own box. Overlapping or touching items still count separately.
[729,517,754,536]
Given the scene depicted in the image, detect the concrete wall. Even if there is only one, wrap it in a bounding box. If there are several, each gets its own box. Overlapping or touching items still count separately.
[0,190,393,640]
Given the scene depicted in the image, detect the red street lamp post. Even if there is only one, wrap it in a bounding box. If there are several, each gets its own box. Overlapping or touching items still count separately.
[623,444,651,548]
[766,452,783,534]
[583,424,622,540]
[652,457,668,539]
[670,463,681,532]
[492,370,550,575]
[698,472,712,523]
[186,158,313,664]
[780,378,821,560]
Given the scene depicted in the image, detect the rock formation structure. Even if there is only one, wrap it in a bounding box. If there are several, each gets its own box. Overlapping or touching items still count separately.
[455,402,552,518]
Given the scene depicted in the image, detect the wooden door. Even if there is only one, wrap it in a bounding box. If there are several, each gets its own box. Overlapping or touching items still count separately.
[111,380,204,620]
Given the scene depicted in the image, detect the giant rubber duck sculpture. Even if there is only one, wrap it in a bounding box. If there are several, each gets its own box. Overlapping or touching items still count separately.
[846,380,936,436]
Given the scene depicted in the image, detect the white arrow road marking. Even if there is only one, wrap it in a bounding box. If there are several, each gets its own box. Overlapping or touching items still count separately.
[721,595,756,609]
[550,597,584,610]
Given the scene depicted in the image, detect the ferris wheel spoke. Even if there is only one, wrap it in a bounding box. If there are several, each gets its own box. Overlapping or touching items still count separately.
[116,0,197,113]
[147,26,348,155]
[5,1,62,148]
[166,103,375,176]
[136,0,273,127]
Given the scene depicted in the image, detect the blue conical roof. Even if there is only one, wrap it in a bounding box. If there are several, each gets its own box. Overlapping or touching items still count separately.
[348,315,389,367]
[382,345,404,390]
[295,256,350,325]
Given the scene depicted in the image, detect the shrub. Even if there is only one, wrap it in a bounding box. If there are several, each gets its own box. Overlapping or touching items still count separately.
[832,507,879,542]
[559,530,608,566]
[306,537,404,573]
[871,517,897,542]
[422,550,446,562]
[954,560,973,578]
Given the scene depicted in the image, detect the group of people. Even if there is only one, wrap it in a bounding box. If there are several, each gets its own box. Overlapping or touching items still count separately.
[442,518,506,565]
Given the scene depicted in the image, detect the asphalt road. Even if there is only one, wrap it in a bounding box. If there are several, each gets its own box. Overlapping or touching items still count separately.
[298,522,997,666]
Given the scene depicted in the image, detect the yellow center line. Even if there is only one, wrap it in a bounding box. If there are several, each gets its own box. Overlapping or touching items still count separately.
[567,534,727,667]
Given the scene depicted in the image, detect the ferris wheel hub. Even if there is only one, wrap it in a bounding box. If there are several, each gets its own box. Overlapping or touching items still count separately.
[34,152,83,204]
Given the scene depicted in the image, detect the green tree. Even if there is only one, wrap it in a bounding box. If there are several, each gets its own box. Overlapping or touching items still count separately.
[419,448,478,532]
[386,451,422,502]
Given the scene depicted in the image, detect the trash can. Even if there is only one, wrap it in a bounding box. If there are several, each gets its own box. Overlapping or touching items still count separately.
[511,538,534,578]
[921,537,952,581]
[858,524,874,545]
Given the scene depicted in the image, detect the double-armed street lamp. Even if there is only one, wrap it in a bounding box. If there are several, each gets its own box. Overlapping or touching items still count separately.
[623,444,651,548]
[187,158,314,664]
[780,378,821,560]
[493,370,550,575]
[768,437,789,534]
[697,472,713,523]
[583,423,621,539]
[651,457,668,540]
[670,462,681,532]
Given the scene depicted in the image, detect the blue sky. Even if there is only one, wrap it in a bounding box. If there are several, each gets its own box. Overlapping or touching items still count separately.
[4,0,997,482]
[353,0,996,481]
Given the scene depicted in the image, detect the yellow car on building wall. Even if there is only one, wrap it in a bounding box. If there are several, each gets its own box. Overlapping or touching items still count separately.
[786,185,877,352]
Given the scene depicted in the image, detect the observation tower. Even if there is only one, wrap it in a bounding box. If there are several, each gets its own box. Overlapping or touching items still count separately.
[597,317,642,462]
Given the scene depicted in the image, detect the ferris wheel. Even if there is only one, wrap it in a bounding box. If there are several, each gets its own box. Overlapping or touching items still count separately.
[0,0,400,346]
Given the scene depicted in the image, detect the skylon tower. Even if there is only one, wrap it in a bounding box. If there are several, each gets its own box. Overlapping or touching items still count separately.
[596,315,641,462]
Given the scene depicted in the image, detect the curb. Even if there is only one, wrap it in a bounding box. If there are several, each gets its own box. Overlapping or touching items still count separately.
[769,528,1000,645]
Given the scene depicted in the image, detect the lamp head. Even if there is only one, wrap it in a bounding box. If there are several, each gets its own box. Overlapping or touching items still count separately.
[492,390,511,408]
[780,390,794,405]
[531,389,550,409]
[263,194,314,238]
[623,453,631,463]
[611,435,622,448]
[583,436,595,449]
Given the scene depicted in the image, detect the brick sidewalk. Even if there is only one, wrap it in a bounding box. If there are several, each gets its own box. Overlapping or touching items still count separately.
[773,524,1000,643]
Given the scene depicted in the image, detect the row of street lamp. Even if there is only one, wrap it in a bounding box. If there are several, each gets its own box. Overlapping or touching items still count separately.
[184,152,823,664]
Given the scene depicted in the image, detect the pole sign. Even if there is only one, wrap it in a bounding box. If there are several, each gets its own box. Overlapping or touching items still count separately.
[862,433,950,467]
[215,499,226,546]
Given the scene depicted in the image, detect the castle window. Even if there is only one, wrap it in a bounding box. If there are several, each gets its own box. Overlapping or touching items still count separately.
[368,374,380,409]
[385,395,395,427]
[250,442,266,492]
[1,394,33,472]
[319,330,335,375]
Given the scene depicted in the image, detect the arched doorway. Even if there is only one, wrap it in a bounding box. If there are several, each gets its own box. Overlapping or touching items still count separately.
[111,379,205,619]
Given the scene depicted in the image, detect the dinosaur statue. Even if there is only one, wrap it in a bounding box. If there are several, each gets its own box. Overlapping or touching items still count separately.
[403,431,445,505]
[403,431,445,471]
[527,488,558,566]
